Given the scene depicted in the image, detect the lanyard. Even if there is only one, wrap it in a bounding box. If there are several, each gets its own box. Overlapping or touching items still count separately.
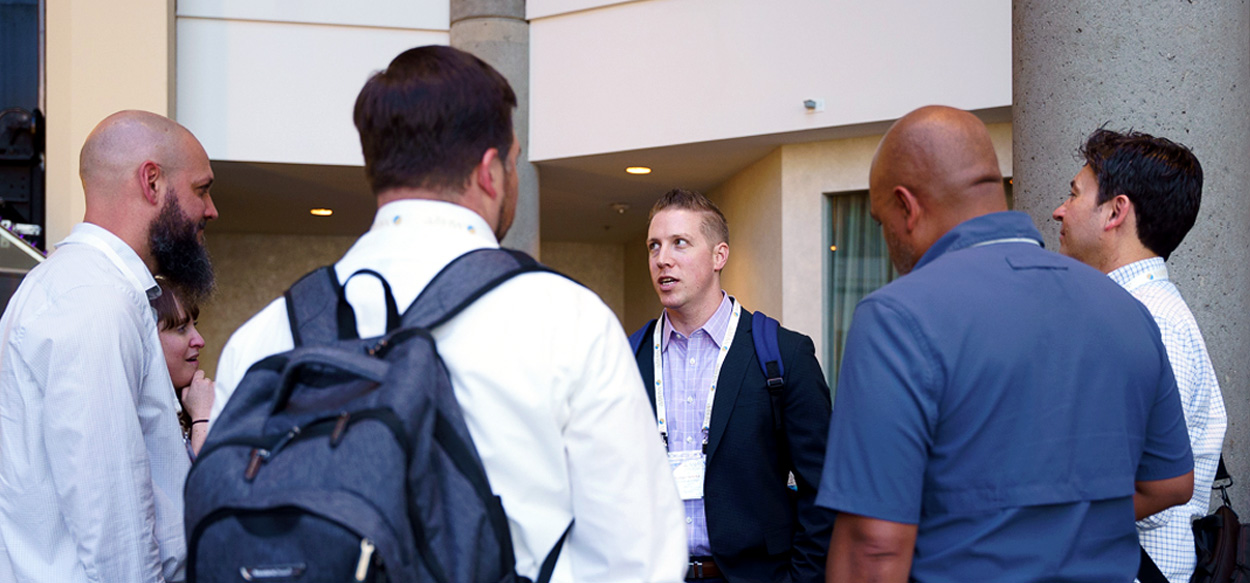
[1121,261,1168,292]
[653,298,741,453]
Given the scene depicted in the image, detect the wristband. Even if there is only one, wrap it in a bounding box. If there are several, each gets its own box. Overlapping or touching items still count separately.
[191,419,209,426]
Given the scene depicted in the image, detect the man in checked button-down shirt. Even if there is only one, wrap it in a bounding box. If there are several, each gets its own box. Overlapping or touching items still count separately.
[632,188,835,583]
[0,111,218,583]
[1053,128,1228,583]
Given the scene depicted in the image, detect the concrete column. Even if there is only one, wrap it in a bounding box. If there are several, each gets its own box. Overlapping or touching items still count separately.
[1014,1,1250,509]
[450,0,538,258]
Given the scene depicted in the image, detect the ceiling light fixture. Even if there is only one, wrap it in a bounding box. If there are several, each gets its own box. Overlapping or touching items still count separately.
[625,166,652,175]
[610,202,630,214]
[310,208,333,217]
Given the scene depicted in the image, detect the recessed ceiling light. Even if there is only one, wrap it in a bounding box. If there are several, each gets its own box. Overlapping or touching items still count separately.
[625,166,652,175]
[310,208,333,217]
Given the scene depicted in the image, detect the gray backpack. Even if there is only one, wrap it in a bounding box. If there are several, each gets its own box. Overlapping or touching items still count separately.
[185,248,572,583]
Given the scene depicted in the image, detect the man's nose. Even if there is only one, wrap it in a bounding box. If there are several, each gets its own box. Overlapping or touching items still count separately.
[203,194,219,221]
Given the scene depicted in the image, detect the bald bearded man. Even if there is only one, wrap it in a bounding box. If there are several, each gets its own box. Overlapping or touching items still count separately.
[817,106,1194,583]
[0,111,217,583]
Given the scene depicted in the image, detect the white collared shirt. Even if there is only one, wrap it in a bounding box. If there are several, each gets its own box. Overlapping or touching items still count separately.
[213,199,687,583]
[1112,257,1228,583]
[0,222,190,583]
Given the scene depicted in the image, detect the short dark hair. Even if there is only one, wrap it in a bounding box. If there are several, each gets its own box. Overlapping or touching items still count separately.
[1079,128,1203,260]
[152,276,199,331]
[354,45,517,195]
[648,188,729,246]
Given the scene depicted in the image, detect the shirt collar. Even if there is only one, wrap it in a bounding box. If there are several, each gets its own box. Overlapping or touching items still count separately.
[57,222,160,300]
[661,292,732,352]
[1108,256,1168,288]
[371,199,499,246]
[912,211,1044,272]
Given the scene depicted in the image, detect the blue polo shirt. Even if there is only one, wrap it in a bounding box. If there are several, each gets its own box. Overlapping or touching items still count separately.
[818,212,1193,583]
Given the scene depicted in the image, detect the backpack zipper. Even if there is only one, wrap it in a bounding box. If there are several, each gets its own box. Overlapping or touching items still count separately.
[199,408,411,482]
[354,538,376,581]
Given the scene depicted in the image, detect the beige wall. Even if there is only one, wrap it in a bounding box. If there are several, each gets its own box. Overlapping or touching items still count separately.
[199,232,356,377]
[45,0,175,244]
[708,149,785,319]
[623,234,662,333]
[541,241,626,322]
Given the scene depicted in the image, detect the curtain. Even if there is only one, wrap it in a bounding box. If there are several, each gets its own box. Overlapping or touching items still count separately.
[828,192,895,392]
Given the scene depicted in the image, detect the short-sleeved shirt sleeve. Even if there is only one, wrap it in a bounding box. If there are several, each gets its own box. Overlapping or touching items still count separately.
[817,297,936,524]
[1136,351,1194,482]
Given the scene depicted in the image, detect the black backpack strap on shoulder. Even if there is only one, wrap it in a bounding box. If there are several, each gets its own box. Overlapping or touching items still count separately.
[751,311,786,434]
[402,248,560,329]
[335,268,401,340]
[531,521,574,583]
[284,266,341,348]
[629,319,657,357]
[285,266,402,347]
[1137,545,1168,583]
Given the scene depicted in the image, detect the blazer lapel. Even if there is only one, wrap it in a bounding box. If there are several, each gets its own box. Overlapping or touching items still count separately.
[706,310,753,462]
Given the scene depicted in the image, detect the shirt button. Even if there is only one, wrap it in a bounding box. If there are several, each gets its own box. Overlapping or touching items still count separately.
[689,357,696,365]
[685,436,693,443]
[686,396,694,404]
[686,517,693,524]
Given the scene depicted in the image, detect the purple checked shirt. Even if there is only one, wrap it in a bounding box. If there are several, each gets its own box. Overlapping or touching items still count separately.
[660,292,733,557]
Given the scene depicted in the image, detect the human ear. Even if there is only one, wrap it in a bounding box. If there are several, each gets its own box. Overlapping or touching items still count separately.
[1104,194,1132,231]
[139,161,162,206]
[897,186,921,232]
[475,148,503,201]
[712,241,729,272]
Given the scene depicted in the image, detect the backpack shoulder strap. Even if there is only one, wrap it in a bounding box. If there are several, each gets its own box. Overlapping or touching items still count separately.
[751,311,785,388]
[750,310,786,436]
[402,248,564,329]
[628,319,657,356]
[284,266,402,347]
[284,266,341,348]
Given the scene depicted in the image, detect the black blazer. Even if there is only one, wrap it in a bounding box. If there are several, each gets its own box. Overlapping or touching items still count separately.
[634,309,835,583]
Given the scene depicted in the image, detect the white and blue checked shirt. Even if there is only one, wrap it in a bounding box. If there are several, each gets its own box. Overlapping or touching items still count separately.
[1111,257,1227,583]
[660,293,734,557]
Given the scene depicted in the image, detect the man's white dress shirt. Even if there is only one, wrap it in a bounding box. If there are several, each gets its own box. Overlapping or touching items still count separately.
[0,223,190,583]
[1112,257,1227,583]
[213,199,687,583]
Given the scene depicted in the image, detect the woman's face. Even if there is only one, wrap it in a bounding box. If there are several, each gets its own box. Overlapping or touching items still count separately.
[159,299,205,389]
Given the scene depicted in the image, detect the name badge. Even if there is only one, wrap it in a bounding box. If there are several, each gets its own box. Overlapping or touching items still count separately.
[668,450,706,500]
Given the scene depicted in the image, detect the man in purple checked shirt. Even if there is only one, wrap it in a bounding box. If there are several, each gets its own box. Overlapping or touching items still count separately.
[630,188,835,583]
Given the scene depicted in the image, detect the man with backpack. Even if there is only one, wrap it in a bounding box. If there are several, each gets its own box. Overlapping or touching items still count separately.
[630,188,834,583]
[206,46,687,582]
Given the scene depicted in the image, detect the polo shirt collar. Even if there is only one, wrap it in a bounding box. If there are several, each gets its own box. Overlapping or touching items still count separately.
[913,211,1044,272]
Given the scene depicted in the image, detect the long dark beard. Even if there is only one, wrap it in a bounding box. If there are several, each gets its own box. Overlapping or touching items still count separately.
[150,190,215,304]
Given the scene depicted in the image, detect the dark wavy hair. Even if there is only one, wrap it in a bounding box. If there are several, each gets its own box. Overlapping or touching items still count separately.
[1079,128,1202,260]
[354,45,517,196]
[152,276,199,331]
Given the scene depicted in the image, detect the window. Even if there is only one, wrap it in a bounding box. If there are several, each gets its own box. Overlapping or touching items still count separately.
[825,190,896,392]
